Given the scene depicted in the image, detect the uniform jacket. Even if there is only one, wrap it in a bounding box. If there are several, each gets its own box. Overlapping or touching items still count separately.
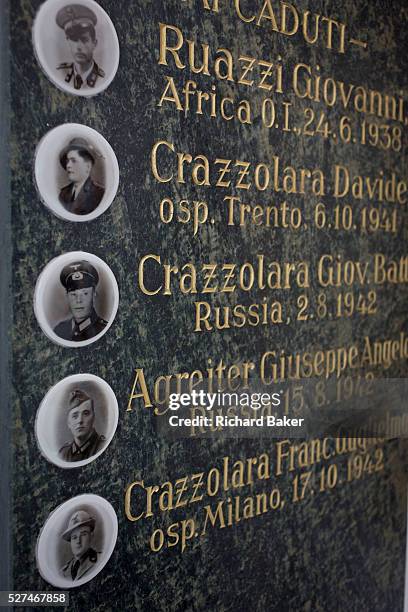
[54,309,107,342]
[57,61,105,90]
[61,548,100,581]
[59,177,105,215]
[59,429,106,462]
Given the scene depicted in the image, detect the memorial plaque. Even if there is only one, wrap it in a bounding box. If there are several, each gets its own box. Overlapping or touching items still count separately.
[1,0,408,610]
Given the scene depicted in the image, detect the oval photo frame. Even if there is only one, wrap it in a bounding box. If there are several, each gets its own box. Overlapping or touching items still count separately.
[36,373,118,469]
[36,494,118,588]
[32,0,120,97]
[34,251,119,348]
[35,123,119,223]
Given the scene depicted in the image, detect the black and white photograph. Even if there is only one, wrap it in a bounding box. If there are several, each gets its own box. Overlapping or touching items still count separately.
[34,251,119,348]
[35,123,119,222]
[36,494,118,588]
[32,0,119,97]
[35,374,118,469]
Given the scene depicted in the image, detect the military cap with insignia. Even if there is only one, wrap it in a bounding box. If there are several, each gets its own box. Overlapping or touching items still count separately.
[60,261,99,292]
[56,4,97,39]
[68,389,93,412]
[62,510,95,541]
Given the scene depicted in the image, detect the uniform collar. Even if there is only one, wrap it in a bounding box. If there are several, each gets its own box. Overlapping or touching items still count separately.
[73,61,95,84]
[74,548,98,580]
[70,61,100,88]
[72,176,92,199]
[72,308,99,333]
[71,429,98,455]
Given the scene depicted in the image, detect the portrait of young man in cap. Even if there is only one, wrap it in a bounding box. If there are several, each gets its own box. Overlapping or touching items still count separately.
[56,4,105,90]
[54,260,108,342]
[59,389,106,462]
[59,137,105,215]
[60,510,100,581]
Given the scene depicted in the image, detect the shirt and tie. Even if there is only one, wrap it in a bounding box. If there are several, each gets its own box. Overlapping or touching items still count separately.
[61,548,99,581]
[59,177,105,215]
[72,62,95,90]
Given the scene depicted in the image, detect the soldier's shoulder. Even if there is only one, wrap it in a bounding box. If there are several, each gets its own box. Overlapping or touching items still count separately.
[60,182,73,194]
[61,558,73,573]
[57,62,74,71]
[59,441,72,451]
[89,180,105,195]
[58,442,72,456]
[54,318,72,338]
[95,63,105,78]
[95,433,106,448]
[93,318,108,335]
[86,63,105,88]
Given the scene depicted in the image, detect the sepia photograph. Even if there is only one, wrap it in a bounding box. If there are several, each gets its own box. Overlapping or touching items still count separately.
[59,137,105,215]
[3,0,408,610]
[36,494,118,588]
[36,373,118,469]
[60,509,100,581]
[34,251,119,348]
[35,123,119,222]
[32,0,120,97]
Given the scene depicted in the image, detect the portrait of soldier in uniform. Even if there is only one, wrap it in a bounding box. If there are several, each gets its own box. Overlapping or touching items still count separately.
[59,389,106,462]
[60,510,100,581]
[56,4,105,91]
[53,260,108,342]
[59,137,105,215]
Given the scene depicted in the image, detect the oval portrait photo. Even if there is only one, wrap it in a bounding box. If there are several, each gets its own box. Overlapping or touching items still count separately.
[36,494,118,588]
[35,123,119,222]
[36,373,118,469]
[32,0,120,97]
[34,251,119,348]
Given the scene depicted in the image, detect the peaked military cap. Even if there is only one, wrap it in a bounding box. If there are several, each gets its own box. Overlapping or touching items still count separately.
[56,5,97,37]
[68,389,93,412]
[60,260,99,292]
[59,137,100,169]
[62,510,95,541]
